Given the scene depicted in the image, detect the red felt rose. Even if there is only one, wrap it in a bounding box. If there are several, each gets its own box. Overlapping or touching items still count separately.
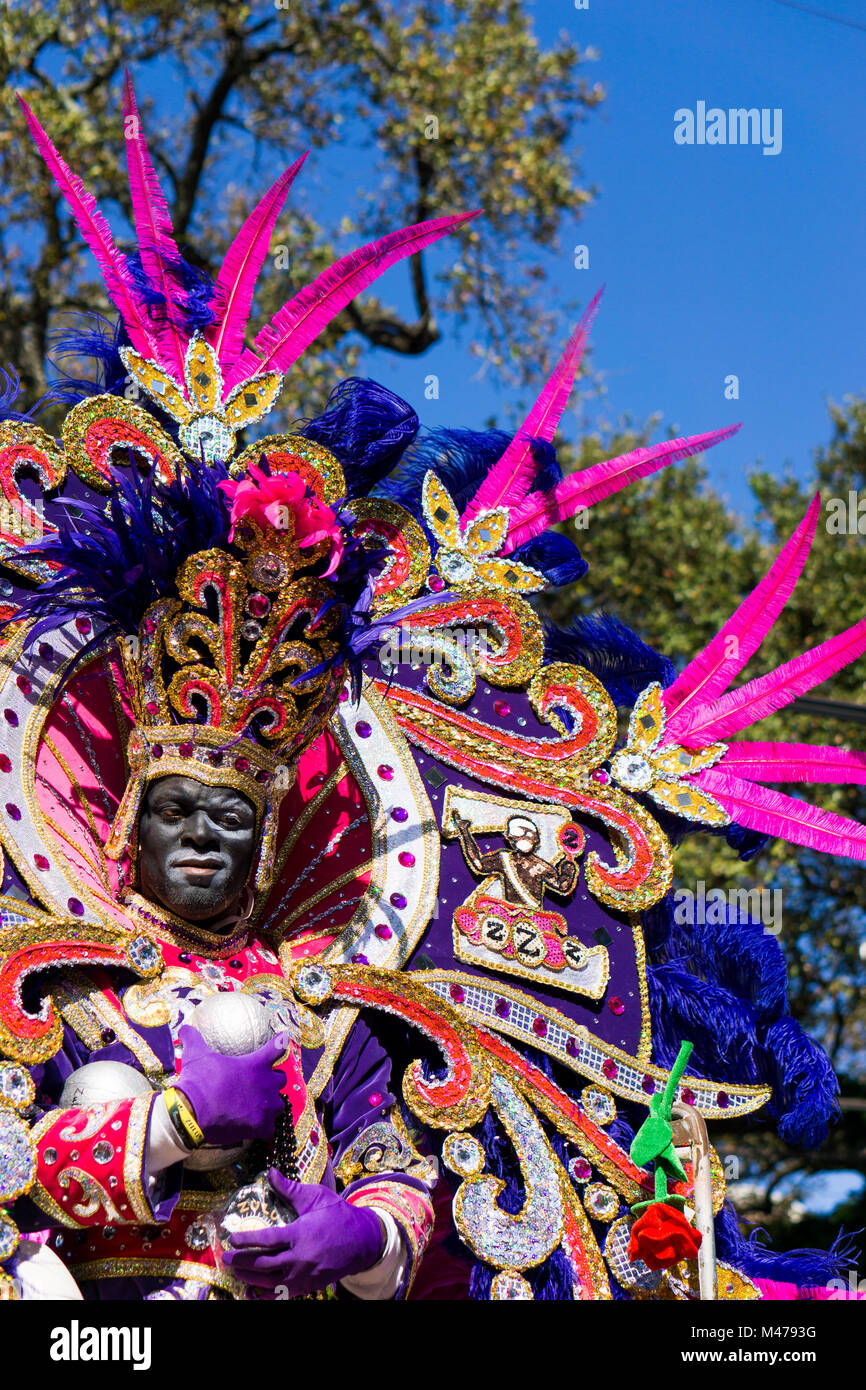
[627,1202,702,1271]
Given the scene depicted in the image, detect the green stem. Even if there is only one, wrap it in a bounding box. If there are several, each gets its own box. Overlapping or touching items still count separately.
[660,1040,693,1119]
[654,1165,668,1203]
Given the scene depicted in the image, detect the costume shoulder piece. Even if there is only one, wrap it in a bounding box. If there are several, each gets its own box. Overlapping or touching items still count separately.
[0,79,863,1300]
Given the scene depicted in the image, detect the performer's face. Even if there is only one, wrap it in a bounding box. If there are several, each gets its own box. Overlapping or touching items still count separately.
[137,776,256,924]
[506,820,540,855]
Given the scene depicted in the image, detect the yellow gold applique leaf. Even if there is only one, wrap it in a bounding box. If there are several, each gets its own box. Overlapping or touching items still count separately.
[224,372,283,427]
[652,741,727,779]
[119,347,192,424]
[628,683,666,754]
[648,779,731,826]
[422,472,461,548]
[184,336,223,413]
[464,508,509,557]
[474,556,546,593]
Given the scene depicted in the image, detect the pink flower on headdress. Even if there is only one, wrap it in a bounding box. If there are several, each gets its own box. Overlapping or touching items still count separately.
[219,464,344,576]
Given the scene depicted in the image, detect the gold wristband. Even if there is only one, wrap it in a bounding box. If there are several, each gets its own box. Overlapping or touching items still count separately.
[163,1086,205,1150]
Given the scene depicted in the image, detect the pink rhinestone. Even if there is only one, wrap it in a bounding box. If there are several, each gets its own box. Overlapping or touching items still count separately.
[532,1017,547,1037]
[75,617,91,635]
[572,1159,591,1181]
[247,594,270,618]
[310,1130,320,1147]
[368,1093,383,1107]
[681,1087,696,1106]
[178,742,193,759]
[374,924,392,940]
[602,1059,617,1080]
[34,855,50,871]
[0,754,10,773]
[16,675,32,695]
[591,769,610,784]
[428,574,445,592]
[377,764,394,781]
[235,756,250,772]
[449,984,465,1003]
[338,689,349,703]
[398,851,415,867]
[608,996,625,1016]
[145,702,158,718]
[493,700,511,717]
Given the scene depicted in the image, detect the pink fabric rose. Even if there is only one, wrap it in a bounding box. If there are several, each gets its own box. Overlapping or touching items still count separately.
[220,464,344,576]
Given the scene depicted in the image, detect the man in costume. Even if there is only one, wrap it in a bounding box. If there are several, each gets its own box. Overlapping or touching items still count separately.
[1,79,864,1302]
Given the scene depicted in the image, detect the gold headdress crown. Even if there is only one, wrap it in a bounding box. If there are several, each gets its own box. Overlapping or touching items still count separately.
[106,446,348,891]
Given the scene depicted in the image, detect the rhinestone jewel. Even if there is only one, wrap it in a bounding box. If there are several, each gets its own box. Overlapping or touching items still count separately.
[0,1064,33,1108]
[93,1141,114,1164]
[297,964,332,1003]
[442,1132,485,1177]
[128,936,161,972]
[185,1222,211,1252]
[611,751,654,793]
[581,1085,616,1126]
[490,1271,533,1300]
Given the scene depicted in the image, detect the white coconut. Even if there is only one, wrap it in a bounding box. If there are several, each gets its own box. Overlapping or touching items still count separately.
[11,1240,84,1300]
[187,992,274,1057]
[59,1061,153,1109]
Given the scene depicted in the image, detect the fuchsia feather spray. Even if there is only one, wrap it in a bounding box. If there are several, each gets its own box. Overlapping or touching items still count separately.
[121,72,188,383]
[17,95,160,365]
[460,285,605,525]
[500,423,742,554]
[207,154,309,371]
[222,210,480,393]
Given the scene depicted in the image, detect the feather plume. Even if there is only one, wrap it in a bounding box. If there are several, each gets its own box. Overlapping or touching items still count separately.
[663,496,821,720]
[669,617,866,743]
[208,154,308,370]
[696,768,866,860]
[223,210,480,392]
[720,740,866,785]
[18,96,159,362]
[501,424,742,554]
[460,286,604,524]
[121,72,187,382]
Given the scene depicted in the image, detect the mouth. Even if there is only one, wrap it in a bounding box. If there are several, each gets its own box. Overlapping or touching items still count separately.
[172,858,224,882]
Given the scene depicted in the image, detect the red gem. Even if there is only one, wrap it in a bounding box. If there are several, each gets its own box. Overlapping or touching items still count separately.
[493,700,511,717]
[368,1093,383,1107]
[247,594,270,618]
[374,924,392,940]
[602,1059,618,1080]
[572,1159,592,1181]
[143,664,154,680]
[235,756,250,772]
[398,851,415,867]
[608,996,625,1016]
[310,1130,320,1146]
[0,754,10,773]
[339,689,349,703]
[428,575,445,592]
[377,764,394,781]
[532,1016,547,1037]
[178,743,193,759]
[681,1087,696,1106]
[717,1091,730,1109]
[34,854,50,871]
[208,751,223,765]
[75,617,91,635]
[16,675,32,695]
[151,744,163,759]
[145,702,158,718]
[591,769,610,784]
[449,984,465,1003]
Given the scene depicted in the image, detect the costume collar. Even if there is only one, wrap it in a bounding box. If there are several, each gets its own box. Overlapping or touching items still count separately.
[121,888,253,958]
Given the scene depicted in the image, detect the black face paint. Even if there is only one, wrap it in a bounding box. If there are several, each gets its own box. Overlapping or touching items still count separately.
[138,775,256,926]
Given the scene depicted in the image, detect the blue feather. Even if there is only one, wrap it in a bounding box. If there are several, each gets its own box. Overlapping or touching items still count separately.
[298,378,419,495]
[511,530,588,587]
[543,612,675,707]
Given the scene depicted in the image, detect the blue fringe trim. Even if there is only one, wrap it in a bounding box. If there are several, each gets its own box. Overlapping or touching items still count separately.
[715,1204,855,1287]
[298,377,419,495]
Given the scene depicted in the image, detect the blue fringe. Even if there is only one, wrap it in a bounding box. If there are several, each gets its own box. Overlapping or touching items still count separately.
[543,612,675,707]
[46,314,128,406]
[377,426,562,519]
[511,531,588,587]
[125,249,219,331]
[714,1204,854,1287]
[0,366,54,423]
[298,378,419,495]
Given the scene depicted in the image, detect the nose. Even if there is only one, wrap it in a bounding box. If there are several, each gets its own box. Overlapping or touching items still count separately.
[181,810,219,850]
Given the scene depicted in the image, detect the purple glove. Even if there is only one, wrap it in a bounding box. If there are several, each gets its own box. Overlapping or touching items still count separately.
[175,1025,288,1147]
[223,1169,385,1296]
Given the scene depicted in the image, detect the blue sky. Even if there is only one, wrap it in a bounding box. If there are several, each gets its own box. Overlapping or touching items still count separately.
[359,0,866,523]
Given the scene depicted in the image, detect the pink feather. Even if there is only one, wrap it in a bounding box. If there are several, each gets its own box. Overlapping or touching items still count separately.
[719,740,866,785]
[669,617,866,744]
[460,286,604,525]
[122,72,187,383]
[18,96,159,362]
[501,424,741,554]
[663,496,821,722]
[222,210,480,393]
[696,767,866,859]
[207,154,308,371]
